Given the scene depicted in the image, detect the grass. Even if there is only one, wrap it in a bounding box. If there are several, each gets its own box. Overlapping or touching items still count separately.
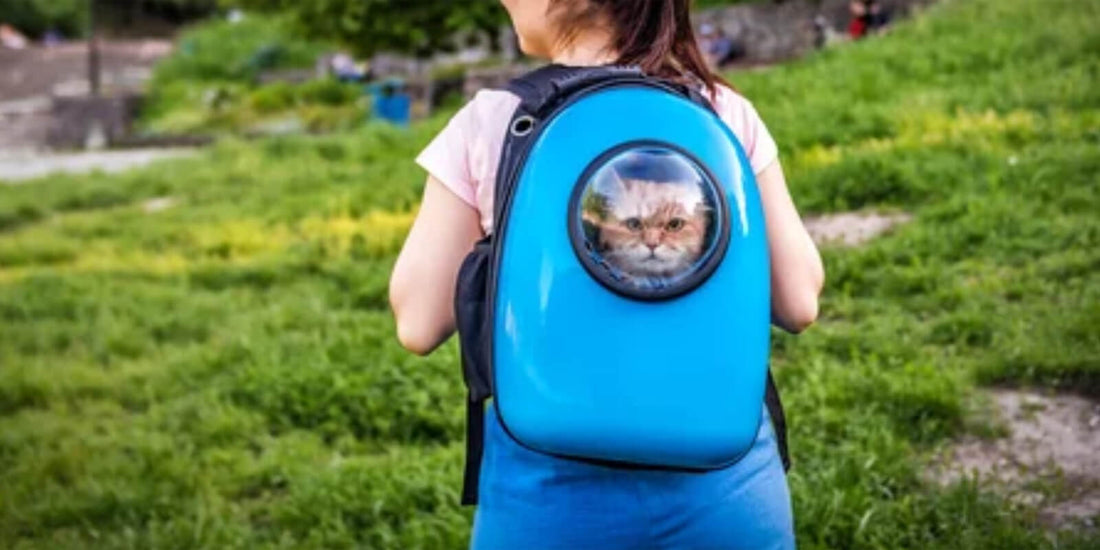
[140,14,367,136]
[1,0,1099,547]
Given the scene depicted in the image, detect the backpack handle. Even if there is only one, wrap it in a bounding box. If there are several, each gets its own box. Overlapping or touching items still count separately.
[506,64,713,118]
[506,64,646,116]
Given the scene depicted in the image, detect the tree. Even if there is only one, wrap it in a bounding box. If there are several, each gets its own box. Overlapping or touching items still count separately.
[0,0,219,38]
[231,0,506,59]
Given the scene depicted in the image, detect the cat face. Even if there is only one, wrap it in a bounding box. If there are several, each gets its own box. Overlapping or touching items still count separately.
[588,171,710,279]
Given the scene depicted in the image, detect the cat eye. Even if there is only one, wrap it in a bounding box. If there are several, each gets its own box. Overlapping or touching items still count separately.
[666,218,685,231]
[624,218,643,231]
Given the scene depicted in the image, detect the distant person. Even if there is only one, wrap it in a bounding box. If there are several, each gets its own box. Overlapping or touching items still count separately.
[698,23,744,68]
[848,0,869,39]
[0,24,28,49]
[812,14,844,49]
[43,28,64,47]
[849,0,890,39]
[866,0,892,34]
[330,51,367,82]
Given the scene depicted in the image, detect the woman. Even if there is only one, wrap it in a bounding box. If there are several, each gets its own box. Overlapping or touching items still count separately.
[390,1,824,547]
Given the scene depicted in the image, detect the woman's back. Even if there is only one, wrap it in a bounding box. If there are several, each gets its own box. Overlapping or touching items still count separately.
[388,1,823,548]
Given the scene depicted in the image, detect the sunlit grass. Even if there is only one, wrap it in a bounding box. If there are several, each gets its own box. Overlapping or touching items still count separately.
[0,202,416,283]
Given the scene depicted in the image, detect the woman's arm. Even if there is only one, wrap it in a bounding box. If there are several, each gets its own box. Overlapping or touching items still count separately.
[389,177,483,355]
[757,160,825,333]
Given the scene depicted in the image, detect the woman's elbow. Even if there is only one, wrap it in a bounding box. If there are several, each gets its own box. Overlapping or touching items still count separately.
[775,291,820,334]
[389,288,441,355]
[395,318,439,356]
[790,296,820,333]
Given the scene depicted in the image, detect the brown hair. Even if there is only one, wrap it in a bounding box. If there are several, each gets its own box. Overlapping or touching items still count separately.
[553,0,730,95]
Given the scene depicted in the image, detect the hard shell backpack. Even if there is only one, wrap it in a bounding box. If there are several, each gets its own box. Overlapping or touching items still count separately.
[454,64,790,505]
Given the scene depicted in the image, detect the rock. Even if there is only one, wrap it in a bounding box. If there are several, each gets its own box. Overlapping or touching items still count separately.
[803,211,912,246]
[143,197,176,213]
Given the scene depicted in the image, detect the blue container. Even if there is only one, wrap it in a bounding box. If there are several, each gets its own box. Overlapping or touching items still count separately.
[368,78,411,126]
[492,85,771,469]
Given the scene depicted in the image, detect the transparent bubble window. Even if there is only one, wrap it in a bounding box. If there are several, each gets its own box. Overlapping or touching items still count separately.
[570,143,729,300]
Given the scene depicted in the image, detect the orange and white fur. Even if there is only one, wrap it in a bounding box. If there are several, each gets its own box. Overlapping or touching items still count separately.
[589,171,710,279]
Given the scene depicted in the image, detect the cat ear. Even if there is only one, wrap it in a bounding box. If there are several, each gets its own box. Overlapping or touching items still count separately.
[606,169,630,195]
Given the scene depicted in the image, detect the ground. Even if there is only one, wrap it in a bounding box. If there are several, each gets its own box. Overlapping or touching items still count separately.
[930,390,1100,530]
[0,148,196,182]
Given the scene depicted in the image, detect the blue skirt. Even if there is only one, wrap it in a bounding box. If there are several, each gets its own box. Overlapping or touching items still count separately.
[471,405,795,549]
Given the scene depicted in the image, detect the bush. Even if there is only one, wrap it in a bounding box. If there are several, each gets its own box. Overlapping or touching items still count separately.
[1,0,85,38]
[141,14,366,136]
[298,78,361,107]
[151,14,326,84]
[247,82,298,113]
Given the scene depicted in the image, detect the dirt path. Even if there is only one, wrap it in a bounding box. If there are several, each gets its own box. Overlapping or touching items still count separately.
[930,389,1100,530]
[802,212,1099,530]
[0,148,197,183]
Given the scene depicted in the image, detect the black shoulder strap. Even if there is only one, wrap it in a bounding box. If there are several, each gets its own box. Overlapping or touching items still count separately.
[504,64,714,118]
[461,398,485,505]
[765,370,791,471]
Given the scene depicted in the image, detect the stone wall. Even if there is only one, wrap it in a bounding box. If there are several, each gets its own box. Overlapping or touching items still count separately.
[46,94,142,150]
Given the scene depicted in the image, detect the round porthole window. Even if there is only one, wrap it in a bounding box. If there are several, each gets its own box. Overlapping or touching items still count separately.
[569,143,730,300]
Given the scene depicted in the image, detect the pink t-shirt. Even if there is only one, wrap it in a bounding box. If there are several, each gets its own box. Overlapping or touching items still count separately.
[416,86,778,234]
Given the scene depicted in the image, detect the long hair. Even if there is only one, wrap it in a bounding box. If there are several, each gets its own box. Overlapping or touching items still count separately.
[553,0,731,95]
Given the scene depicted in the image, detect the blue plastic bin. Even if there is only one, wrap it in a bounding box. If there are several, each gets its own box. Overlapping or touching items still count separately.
[367,78,411,126]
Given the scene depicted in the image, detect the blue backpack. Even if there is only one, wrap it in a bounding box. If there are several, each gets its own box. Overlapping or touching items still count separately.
[454,64,790,505]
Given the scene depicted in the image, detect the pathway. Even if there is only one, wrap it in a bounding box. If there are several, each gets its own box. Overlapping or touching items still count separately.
[0,148,197,183]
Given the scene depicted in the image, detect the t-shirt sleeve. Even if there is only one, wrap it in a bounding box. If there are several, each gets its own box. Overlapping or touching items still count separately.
[741,100,779,174]
[415,100,479,207]
[717,88,780,175]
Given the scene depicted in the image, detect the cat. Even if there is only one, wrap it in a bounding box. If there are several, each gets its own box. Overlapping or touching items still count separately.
[583,169,710,282]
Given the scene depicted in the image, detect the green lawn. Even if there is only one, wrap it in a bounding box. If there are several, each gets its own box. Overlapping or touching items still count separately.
[2,0,1098,547]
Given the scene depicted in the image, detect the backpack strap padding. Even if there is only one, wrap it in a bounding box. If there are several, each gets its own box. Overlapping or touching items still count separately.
[505,64,646,116]
[461,399,485,505]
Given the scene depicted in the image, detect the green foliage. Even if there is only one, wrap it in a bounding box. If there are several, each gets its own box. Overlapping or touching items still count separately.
[2,0,1099,547]
[298,78,362,106]
[233,0,506,58]
[0,0,220,38]
[141,78,368,135]
[0,0,85,37]
[142,14,365,135]
[151,14,325,84]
